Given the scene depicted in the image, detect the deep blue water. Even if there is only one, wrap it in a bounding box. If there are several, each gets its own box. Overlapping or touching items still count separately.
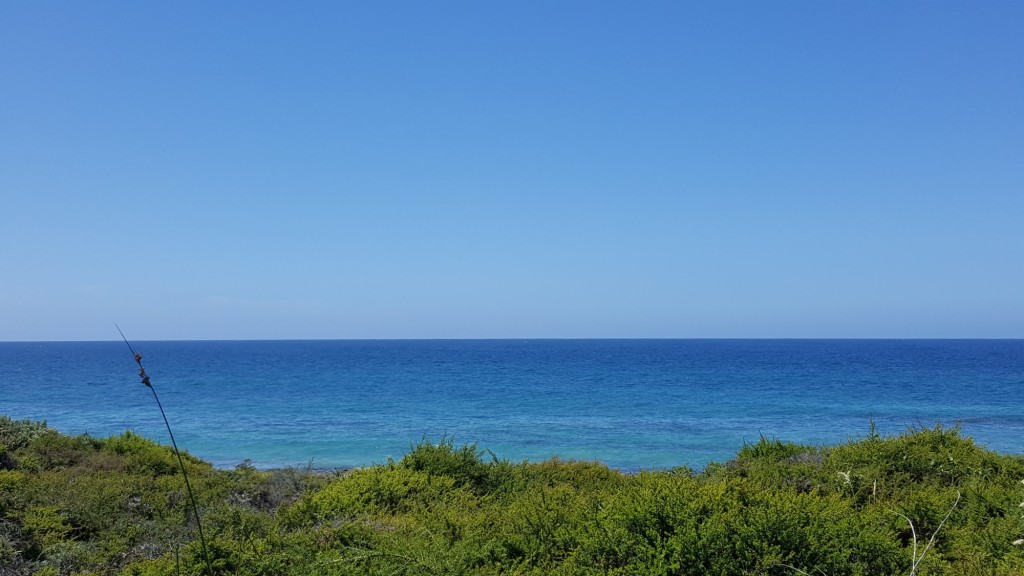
[1,340,1021,471]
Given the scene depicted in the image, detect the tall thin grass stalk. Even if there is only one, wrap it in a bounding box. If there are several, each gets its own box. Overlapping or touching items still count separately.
[117,325,214,576]
[892,489,961,576]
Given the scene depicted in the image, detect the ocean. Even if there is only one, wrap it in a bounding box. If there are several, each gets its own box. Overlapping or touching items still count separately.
[1,339,1021,471]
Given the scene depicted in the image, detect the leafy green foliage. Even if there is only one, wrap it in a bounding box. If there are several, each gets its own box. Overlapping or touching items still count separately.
[400,436,497,494]
[102,431,203,477]
[0,416,49,452]
[305,464,460,518]
[2,420,1023,575]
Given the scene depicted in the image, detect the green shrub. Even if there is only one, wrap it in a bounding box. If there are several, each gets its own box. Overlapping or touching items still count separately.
[505,457,622,496]
[715,436,829,496]
[21,505,73,553]
[732,489,904,575]
[103,431,207,477]
[501,482,600,568]
[299,465,459,520]
[570,471,704,573]
[223,463,332,516]
[20,430,100,471]
[5,418,1024,576]
[827,424,1013,502]
[0,416,49,451]
[400,436,498,495]
[737,435,814,463]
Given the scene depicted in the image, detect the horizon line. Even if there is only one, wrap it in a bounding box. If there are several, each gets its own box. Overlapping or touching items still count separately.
[2,336,1022,344]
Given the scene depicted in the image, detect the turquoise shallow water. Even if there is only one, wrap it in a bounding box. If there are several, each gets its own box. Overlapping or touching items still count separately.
[1,339,1021,471]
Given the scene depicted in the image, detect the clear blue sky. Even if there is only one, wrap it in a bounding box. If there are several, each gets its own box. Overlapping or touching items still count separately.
[2,2,1022,340]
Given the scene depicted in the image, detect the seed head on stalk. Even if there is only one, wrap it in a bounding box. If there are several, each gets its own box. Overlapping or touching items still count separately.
[116,324,213,575]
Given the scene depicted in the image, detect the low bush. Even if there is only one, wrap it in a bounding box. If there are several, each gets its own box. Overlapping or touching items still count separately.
[102,431,196,477]
[301,464,460,520]
[400,436,497,495]
[2,419,1024,575]
[0,416,49,452]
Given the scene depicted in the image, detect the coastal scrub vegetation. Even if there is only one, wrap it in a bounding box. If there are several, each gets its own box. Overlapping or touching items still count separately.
[2,417,1023,575]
